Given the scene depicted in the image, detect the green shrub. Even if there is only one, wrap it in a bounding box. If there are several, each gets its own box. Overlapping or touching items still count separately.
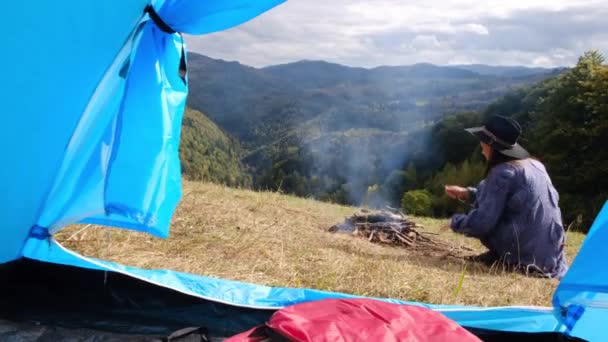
[401,189,433,216]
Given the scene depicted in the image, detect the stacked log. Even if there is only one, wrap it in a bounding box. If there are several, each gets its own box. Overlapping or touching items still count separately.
[329,210,474,258]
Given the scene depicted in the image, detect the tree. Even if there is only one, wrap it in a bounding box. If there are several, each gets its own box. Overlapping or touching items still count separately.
[404,162,419,191]
[527,51,608,229]
[427,159,485,216]
[401,190,433,216]
[430,111,483,165]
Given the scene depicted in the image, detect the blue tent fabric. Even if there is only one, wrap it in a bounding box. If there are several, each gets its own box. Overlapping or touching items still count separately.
[80,23,187,237]
[0,0,606,340]
[554,201,608,341]
[0,0,150,263]
[157,0,285,35]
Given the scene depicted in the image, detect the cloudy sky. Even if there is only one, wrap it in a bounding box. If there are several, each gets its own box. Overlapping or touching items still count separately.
[185,0,608,68]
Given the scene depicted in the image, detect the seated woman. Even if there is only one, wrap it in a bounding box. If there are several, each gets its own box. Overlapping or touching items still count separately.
[445,115,568,279]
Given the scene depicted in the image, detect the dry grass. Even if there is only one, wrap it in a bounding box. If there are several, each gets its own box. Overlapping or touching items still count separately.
[58,181,586,307]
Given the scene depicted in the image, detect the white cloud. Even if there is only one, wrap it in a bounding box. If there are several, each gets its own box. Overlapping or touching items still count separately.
[462,24,489,36]
[411,35,441,50]
[185,0,608,68]
[533,56,556,67]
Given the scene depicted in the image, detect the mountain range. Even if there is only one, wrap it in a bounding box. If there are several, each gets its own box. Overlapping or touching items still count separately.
[185,53,561,148]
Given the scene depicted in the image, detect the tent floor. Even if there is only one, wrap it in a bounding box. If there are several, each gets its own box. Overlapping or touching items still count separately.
[0,259,585,341]
[0,318,227,341]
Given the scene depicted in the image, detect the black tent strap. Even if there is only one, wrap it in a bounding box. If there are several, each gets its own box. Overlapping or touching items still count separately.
[29,225,50,240]
[144,4,176,34]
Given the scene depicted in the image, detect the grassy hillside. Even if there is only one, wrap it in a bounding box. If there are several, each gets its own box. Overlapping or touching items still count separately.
[59,181,585,307]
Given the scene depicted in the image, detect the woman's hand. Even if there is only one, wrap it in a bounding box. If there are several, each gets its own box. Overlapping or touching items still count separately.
[444,185,469,201]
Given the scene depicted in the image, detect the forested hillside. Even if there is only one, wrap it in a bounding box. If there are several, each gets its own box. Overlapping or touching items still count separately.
[179,107,251,187]
[186,53,558,148]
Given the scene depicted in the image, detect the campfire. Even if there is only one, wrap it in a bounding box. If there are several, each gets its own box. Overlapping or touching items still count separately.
[329,209,475,258]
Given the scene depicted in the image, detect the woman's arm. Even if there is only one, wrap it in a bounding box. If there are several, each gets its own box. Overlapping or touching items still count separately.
[450,166,516,238]
[444,185,479,204]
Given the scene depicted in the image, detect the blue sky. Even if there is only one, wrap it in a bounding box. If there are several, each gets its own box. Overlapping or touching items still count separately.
[186,0,608,68]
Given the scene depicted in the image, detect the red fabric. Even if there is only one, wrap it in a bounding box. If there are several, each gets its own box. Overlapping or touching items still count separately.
[224,326,268,342]
[267,298,481,342]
